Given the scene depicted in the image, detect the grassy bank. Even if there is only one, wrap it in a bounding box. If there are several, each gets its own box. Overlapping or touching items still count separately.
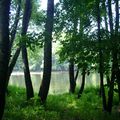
[3,86,120,120]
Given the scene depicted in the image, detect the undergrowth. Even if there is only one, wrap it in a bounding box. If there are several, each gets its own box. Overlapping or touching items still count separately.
[3,86,120,120]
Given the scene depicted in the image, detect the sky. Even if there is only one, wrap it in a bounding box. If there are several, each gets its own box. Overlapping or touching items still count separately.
[40,0,59,10]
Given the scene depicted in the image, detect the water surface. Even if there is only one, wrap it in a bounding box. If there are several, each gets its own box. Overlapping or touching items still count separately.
[9,71,100,94]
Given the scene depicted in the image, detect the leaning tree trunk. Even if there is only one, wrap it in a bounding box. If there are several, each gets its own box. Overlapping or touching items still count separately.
[21,0,34,100]
[10,0,21,49]
[97,0,107,111]
[6,1,21,89]
[0,0,10,119]
[69,60,76,93]
[38,0,54,104]
[22,44,34,100]
[6,47,21,89]
[78,69,86,98]
[74,68,79,82]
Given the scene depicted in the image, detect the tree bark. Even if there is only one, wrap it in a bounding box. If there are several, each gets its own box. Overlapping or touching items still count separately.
[102,0,108,31]
[114,0,120,102]
[78,69,86,98]
[0,0,10,119]
[22,44,34,100]
[4,0,22,91]
[21,0,34,100]
[10,0,21,49]
[38,0,54,103]
[74,68,79,82]
[6,47,21,89]
[69,60,76,93]
[97,0,107,111]
[107,60,116,113]
[107,0,116,113]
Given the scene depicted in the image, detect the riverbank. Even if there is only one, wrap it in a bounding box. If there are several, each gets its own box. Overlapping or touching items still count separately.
[3,86,120,120]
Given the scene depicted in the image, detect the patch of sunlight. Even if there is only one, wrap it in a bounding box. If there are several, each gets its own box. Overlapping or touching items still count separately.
[67,101,78,109]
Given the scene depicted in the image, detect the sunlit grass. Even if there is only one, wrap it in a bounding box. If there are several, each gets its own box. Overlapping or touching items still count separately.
[3,86,120,120]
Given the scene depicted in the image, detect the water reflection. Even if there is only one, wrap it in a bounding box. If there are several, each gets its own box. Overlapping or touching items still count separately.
[9,72,100,94]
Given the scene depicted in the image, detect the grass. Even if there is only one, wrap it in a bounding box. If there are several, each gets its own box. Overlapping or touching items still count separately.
[3,86,120,120]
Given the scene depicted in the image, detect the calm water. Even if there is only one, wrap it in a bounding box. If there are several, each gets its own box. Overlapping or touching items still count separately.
[9,71,100,94]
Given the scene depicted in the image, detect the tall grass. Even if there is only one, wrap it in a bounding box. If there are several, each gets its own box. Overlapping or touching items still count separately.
[3,86,120,120]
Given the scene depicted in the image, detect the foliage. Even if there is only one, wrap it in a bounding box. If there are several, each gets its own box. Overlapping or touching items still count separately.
[3,86,120,120]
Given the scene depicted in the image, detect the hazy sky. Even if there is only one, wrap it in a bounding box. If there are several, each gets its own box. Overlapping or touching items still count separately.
[41,0,59,10]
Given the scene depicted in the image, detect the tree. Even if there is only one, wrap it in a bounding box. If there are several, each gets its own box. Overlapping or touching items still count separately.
[6,0,22,89]
[96,0,107,111]
[0,0,11,119]
[21,0,34,100]
[7,0,34,100]
[107,0,120,113]
[38,0,54,103]
[69,59,76,93]
[55,0,96,94]
[78,68,86,98]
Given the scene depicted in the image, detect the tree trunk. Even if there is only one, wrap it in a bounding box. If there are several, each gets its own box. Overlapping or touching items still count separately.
[78,69,86,98]
[0,0,10,119]
[22,44,34,100]
[116,68,120,102]
[38,0,54,104]
[102,0,108,31]
[10,0,21,49]
[6,47,21,89]
[114,0,120,102]
[97,0,107,111]
[107,59,116,113]
[21,0,34,100]
[106,75,110,87]
[74,68,79,82]
[106,0,116,113]
[69,60,76,93]
[5,0,21,89]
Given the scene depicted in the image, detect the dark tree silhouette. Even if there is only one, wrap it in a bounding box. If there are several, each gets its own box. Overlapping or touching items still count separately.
[0,0,11,119]
[21,0,34,100]
[38,0,54,103]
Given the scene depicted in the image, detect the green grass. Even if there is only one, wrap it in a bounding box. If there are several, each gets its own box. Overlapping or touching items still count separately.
[3,86,120,120]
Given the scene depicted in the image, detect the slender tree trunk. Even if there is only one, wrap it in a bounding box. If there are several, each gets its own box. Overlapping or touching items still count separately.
[68,15,78,93]
[114,0,120,102]
[21,0,34,100]
[74,68,79,82]
[78,69,86,98]
[106,75,110,87]
[107,60,116,113]
[103,0,108,31]
[38,0,54,104]
[6,1,21,88]
[116,69,120,102]
[22,44,34,100]
[107,0,113,32]
[6,47,21,89]
[69,60,76,93]
[10,0,21,49]
[107,0,116,113]
[97,0,107,111]
[0,0,10,119]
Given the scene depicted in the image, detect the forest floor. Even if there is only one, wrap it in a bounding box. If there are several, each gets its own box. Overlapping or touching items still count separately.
[3,86,120,120]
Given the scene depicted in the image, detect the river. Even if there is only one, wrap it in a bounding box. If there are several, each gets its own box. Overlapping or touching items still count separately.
[9,71,100,94]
